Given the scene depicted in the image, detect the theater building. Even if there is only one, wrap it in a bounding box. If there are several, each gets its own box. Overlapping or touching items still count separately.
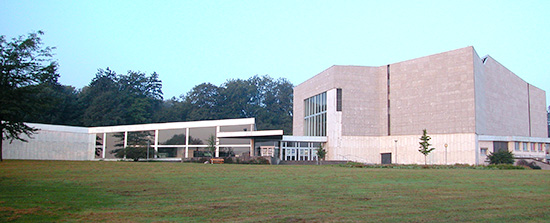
[3,46,549,164]
[293,46,549,164]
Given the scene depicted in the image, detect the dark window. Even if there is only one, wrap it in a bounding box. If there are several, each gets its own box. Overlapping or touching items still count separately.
[336,88,342,111]
[381,153,392,164]
[493,141,508,153]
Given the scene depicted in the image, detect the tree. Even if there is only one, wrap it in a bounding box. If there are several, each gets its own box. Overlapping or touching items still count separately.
[80,68,163,126]
[206,134,216,158]
[316,143,327,165]
[22,83,82,126]
[177,75,293,134]
[487,150,514,165]
[418,129,435,165]
[1,31,59,161]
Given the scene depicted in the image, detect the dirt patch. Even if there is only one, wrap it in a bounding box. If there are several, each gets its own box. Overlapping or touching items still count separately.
[0,206,45,221]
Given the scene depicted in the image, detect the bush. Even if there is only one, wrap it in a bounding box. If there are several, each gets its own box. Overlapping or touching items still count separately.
[487,151,514,164]
[223,157,234,164]
[487,164,526,170]
[516,159,529,166]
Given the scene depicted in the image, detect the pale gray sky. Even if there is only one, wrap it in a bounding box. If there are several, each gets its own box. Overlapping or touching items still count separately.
[1,0,548,107]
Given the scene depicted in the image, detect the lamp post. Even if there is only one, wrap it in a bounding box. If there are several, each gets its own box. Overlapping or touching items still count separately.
[394,139,398,164]
[444,143,448,165]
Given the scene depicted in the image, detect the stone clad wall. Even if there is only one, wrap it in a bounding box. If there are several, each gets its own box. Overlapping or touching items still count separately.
[389,46,477,135]
[2,123,95,160]
[476,55,547,138]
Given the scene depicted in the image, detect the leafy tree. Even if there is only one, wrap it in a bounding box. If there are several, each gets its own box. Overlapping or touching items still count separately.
[22,83,82,126]
[316,143,327,165]
[80,68,163,126]
[0,31,59,161]
[153,97,188,123]
[182,83,221,121]
[179,75,293,134]
[206,134,216,158]
[418,129,435,165]
[487,150,514,165]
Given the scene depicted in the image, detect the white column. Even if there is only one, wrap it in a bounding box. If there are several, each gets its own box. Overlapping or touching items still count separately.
[123,131,128,148]
[215,126,220,157]
[102,133,106,159]
[154,129,159,158]
[185,128,189,158]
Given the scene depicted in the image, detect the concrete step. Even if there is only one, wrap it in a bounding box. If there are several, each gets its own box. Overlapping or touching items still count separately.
[516,158,550,170]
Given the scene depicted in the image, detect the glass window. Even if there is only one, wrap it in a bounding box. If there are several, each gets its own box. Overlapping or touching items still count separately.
[95,133,104,159]
[480,148,488,155]
[304,92,327,136]
[531,143,536,152]
[336,88,342,111]
[514,142,520,151]
[159,129,186,145]
[523,142,528,151]
[189,127,216,145]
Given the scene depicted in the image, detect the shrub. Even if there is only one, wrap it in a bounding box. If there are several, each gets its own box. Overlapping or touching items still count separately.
[487,164,526,170]
[516,159,529,166]
[223,157,234,164]
[487,150,514,164]
[527,162,541,170]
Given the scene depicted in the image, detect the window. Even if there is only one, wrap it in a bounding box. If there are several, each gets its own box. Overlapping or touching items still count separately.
[336,88,342,111]
[514,142,520,151]
[304,92,327,136]
[523,142,528,151]
[480,148,488,155]
[539,143,544,152]
[531,143,536,152]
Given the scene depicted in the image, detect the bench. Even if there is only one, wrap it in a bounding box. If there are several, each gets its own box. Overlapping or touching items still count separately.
[210,158,224,164]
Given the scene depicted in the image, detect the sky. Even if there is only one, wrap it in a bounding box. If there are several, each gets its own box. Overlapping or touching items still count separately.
[1,0,549,106]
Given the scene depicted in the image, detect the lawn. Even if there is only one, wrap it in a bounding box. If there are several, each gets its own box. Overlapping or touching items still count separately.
[1,160,549,222]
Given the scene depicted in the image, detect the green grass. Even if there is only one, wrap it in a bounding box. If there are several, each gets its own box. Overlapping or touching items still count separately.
[1,160,549,222]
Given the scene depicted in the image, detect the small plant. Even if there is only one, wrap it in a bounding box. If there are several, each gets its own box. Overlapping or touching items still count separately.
[487,150,514,164]
[418,129,435,165]
[206,134,216,158]
[316,144,327,165]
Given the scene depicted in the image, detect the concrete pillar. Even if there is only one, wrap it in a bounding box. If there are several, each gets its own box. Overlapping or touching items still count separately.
[154,129,159,158]
[102,133,106,159]
[185,128,189,158]
[215,126,220,157]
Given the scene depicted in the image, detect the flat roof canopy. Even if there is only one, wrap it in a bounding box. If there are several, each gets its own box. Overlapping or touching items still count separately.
[217,130,283,140]
[88,118,255,133]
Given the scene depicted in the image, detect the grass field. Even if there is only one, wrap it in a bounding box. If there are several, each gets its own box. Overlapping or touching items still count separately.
[1,160,549,222]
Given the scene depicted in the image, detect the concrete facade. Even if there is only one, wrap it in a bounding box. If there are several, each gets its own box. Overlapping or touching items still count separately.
[3,118,281,161]
[294,46,550,164]
[2,123,95,160]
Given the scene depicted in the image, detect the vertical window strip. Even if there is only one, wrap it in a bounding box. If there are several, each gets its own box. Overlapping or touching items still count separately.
[304,92,327,136]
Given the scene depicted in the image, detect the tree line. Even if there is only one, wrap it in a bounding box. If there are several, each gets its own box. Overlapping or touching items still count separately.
[1,31,293,160]
[22,69,293,134]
